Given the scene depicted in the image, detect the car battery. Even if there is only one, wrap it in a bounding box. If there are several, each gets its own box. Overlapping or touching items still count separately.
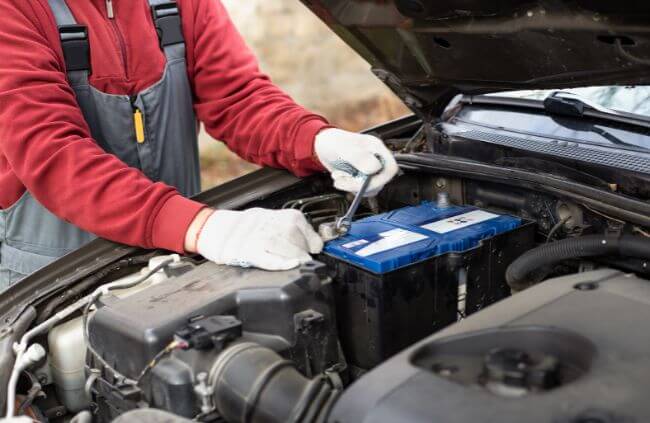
[320,201,535,370]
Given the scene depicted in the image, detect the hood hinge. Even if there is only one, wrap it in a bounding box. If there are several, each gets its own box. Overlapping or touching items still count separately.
[372,68,424,111]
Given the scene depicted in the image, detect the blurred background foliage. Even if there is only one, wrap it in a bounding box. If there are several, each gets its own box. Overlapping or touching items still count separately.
[199,0,409,189]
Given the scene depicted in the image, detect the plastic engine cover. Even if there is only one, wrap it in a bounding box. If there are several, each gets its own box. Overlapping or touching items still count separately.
[324,202,522,273]
[88,262,337,382]
[329,269,650,423]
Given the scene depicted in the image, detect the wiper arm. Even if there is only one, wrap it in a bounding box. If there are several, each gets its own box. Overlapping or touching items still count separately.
[467,93,650,130]
[543,91,622,118]
[542,92,639,148]
[543,90,650,127]
[589,124,634,148]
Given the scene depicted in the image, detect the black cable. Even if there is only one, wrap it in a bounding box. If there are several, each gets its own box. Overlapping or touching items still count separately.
[289,375,328,422]
[82,258,176,386]
[296,378,331,423]
[546,216,571,243]
[37,253,156,324]
[506,234,650,291]
[401,125,425,153]
[135,340,187,385]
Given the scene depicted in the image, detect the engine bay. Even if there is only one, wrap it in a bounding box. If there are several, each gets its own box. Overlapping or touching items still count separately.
[7,164,650,422]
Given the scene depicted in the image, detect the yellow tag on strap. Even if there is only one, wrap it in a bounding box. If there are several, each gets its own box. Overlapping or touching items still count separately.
[133,109,145,144]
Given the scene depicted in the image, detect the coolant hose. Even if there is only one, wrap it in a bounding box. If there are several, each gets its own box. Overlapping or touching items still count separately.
[208,342,338,423]
[506,234,650,292]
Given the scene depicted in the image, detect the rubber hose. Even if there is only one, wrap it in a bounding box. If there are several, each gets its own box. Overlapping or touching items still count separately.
[506,234,650,292]
[209,342,338,423]
[0,306,37,415]
[36,253,156,324]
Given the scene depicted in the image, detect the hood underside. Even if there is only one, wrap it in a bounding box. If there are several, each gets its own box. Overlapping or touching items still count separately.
[301,0,650,114]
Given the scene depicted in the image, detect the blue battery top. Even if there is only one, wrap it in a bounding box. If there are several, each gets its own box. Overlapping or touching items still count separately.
[324,202,522,274]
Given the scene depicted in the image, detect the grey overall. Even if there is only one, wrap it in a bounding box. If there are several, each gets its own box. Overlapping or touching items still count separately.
[0,0,201,289]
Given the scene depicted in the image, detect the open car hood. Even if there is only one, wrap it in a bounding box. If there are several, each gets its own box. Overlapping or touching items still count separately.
[300,0,650,115]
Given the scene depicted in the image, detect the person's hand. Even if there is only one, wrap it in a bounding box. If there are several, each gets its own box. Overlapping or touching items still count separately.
[314,128,399,196]
[187,208,323,271]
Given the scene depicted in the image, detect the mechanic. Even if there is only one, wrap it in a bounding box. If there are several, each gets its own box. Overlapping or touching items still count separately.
[0,0,398,288]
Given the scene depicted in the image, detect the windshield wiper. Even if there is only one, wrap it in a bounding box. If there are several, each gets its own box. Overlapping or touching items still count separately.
[542,91,649,148]
[543,91,621,116]
[466,91,650,130]
[542,91,650,127]
[460,93,650,152]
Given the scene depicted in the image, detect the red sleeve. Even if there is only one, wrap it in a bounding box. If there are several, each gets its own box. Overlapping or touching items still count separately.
[183,0,328,177]
[0,0,204,253]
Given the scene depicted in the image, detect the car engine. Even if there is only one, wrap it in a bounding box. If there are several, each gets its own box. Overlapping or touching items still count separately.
[11,168,650,422]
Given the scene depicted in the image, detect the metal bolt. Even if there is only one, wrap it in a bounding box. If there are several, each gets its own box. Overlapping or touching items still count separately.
[437,192,451,208]
[37,373,48,385]
[319,221,342,242]
[194,372,214,415]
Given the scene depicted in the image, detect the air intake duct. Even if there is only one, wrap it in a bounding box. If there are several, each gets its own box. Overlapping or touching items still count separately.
[209,343,338,423]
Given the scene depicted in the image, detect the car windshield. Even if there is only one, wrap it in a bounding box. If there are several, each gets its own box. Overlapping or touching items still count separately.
[488,86,650,117]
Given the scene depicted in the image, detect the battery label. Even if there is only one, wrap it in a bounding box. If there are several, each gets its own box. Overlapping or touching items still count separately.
[355,229,428,257]
[342,239,369,249]
[421,210,499,234]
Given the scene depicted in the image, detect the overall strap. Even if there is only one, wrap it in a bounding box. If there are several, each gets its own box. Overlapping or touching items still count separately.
[149,1,186,51]
[47,0,91,84]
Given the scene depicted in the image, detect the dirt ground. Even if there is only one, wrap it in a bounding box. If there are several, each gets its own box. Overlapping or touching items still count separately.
[199,1,409,189]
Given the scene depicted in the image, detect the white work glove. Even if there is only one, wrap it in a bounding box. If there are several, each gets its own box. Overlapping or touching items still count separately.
[315,128,399,196]
[196,208,323,271]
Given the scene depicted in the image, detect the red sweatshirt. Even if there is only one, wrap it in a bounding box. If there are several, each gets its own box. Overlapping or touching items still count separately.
[0,0,328,253]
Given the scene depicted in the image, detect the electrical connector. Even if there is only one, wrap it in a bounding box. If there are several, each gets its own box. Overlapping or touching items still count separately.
[175,316,242,351]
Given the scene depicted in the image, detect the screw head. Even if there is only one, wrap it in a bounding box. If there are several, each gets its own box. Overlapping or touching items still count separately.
[574,282,598,291]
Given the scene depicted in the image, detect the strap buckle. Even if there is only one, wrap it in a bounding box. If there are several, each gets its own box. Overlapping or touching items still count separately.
[58,25,91,72]
[151,2,184,48]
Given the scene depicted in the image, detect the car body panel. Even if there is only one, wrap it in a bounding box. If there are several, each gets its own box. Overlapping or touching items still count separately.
[301,0,650,114]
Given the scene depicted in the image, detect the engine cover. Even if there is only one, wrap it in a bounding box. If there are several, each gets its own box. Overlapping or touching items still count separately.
[330,269,650,423]
[88,261,338,419]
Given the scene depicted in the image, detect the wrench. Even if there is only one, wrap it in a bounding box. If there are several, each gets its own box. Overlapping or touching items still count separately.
[318,156,383,241]
[335,174,373,234]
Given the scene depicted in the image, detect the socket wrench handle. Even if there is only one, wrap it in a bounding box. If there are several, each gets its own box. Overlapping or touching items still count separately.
[333,154,384,234]
[335,174,372,234]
